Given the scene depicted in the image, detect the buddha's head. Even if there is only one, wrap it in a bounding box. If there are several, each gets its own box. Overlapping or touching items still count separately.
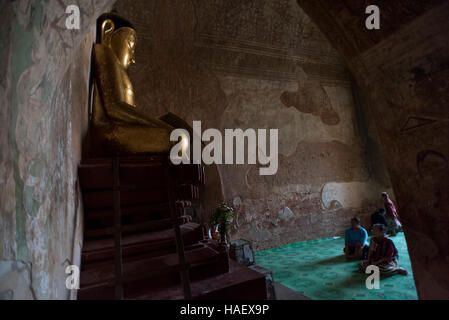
[97,13,137,70]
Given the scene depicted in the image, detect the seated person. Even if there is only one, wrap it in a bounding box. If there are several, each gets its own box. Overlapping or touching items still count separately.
[382,192,402,236]
[370,208,387,232]
[344,217,369,259]
[359,224,408,276]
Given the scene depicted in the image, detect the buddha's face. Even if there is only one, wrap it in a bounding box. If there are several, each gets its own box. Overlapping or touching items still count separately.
[109,27,137,70]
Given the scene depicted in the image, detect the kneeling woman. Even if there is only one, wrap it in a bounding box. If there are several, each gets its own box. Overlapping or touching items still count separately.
[359,224,408,276]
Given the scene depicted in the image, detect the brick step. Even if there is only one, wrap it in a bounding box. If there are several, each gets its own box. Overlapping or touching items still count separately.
[78,242,229,300]
[81,186,198,211]
[84,201,195,233]
[82,223,204,264]
[84,202,170,221]
[128,259,267,300]
[79,159,205,191]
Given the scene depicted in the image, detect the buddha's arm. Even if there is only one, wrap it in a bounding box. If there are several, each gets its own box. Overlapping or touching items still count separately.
[92,45,172,130]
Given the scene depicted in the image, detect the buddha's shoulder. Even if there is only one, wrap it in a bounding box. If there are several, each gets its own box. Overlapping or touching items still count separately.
[93,44,118,64]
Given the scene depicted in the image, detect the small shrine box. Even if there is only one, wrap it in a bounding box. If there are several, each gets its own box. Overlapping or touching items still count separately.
[229,239,255,266]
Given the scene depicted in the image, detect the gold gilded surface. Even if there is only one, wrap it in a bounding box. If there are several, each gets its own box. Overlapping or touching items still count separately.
[86,14,174,157]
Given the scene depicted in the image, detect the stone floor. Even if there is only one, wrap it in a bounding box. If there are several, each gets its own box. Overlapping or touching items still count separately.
[255,232,418,300]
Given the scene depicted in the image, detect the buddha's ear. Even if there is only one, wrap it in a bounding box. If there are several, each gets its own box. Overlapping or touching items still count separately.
[101,19,115,44]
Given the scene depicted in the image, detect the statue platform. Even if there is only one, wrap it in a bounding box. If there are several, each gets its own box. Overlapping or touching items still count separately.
[77,155,266,300]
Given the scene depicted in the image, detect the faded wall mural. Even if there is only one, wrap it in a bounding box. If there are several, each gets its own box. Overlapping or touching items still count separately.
[114,0,393,250]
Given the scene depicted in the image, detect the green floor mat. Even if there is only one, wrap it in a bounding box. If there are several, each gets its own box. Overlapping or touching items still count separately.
[254,232,418,300]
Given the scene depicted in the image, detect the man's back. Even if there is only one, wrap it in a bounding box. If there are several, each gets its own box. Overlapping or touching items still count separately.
[345,227,368,246]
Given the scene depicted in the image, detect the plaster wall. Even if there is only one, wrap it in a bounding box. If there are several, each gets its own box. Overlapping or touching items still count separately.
[0,0,114,300]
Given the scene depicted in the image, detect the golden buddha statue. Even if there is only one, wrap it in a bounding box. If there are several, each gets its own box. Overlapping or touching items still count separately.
[86,13,174,156]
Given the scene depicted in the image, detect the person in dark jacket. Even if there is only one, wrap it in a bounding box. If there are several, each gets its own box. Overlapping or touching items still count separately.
[370,208,387,232]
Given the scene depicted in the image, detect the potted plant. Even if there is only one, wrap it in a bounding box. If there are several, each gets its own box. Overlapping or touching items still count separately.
[210,203,236,244]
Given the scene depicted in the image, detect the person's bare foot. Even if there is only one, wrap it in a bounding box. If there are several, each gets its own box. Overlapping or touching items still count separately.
[396,268,408,276]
